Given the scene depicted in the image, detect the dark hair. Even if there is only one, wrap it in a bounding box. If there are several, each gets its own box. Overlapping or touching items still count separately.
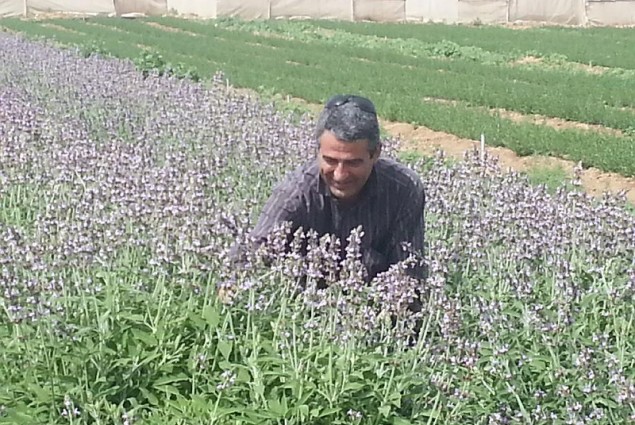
[314,94,380,153]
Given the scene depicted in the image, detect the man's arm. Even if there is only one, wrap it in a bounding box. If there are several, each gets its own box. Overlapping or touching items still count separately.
[218,183,304,304]
[229,182,304,266]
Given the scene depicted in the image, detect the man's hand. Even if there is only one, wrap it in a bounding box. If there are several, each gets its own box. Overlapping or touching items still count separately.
[217,286,234,305]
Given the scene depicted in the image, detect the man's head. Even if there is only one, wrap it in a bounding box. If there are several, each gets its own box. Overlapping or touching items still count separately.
[314,94,381,202]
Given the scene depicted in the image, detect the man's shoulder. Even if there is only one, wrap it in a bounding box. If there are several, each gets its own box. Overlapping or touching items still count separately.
[273,159,319,196]
[375,157,424,195]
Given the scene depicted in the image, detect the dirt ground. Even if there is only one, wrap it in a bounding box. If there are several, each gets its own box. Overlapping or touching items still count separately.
[382,121,635,205]
[145,21,198,36]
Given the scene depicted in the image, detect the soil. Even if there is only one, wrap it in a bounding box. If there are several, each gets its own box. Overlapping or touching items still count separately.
[383,121,635,205]
[511,55,611,75]
[39,23,80,33]
[492,108,623,136]
[84,21,127,32]
[144,21,198,36]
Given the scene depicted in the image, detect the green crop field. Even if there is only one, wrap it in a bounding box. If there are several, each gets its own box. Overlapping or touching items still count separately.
[1,17,634,178]
[2,17,635,425]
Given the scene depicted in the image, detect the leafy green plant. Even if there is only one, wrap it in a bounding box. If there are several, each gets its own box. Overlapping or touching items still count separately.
[78,40,109,58]
[134,49,200,81]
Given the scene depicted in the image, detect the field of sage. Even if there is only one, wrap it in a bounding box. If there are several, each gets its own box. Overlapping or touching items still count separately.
[1,17,634,177]
[1,30,635,425]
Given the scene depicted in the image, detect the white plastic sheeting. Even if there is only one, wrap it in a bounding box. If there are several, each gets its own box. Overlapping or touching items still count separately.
[587,1,635,26]
[28,0,114,15]
[114,0,166,16]
[509,0,585,25]
[458,0,508,23]
[0,0,634,26]
[406,0,459,22]
[354,0,405,22]
[0,0,25,17]
[217,0,269,19]
[166,0,216,18]
[270,0,352,20]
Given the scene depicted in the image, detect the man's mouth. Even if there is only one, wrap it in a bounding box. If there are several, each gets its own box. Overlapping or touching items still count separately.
[331,182,352,190]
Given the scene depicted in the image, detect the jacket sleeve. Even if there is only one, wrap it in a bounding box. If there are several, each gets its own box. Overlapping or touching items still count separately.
[229,180,305,266]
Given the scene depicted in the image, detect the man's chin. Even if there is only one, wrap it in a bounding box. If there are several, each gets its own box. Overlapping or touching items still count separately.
[329,186,357,200]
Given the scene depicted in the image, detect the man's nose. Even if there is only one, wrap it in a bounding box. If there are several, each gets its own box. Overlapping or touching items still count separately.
[333,163,348,181]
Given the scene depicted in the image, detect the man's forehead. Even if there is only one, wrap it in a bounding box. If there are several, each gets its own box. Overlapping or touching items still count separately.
[319,131,370,148]
[319,142,371,160]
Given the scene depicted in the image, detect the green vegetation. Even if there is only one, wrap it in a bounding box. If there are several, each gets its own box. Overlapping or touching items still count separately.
[1,17,634,177]
[525,164,575,194]
[2,19,635,425]
[306,19,635,70]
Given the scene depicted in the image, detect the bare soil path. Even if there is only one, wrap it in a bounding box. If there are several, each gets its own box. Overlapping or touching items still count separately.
[384,121,635,204]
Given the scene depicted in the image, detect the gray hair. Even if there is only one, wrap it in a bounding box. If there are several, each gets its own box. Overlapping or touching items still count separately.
[314,96,380,153]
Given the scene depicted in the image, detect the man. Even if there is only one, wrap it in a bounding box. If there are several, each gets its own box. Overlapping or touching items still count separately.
[232,94,427,287]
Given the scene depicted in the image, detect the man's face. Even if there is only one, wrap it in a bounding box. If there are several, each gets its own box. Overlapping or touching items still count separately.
[318,130,380,202]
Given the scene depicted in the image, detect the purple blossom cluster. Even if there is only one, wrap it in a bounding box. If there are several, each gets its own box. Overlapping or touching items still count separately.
[1,32,634,422]
[0,32,318,324]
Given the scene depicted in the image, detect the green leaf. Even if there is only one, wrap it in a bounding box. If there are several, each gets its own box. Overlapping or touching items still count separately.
[529,358,548,373]
[191,395,211,412]
[27,383,52,404]
[188,310,206,331]
[296,404,310,420]
[0,410,38,424]
[218,360,232,370]
[267,397,287,418]
[218,339,233,361]
[153,373,189,387]
[595,397,619,409]
[252,381,265,399]
[317,407,341,418]
[379,405,391,417]
[343,382,366,391]
[124,313,145,323]
[236,367,251,383]
[154,384,181,397]
[140,387,159,406]
[131,328,157,346]
[393,418,413,425]
[420,409,440,419]
[203,305,220,329]
[214,407,245,418]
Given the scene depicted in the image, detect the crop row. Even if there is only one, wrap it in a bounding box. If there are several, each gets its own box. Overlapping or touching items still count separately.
[194,18,635,127]
[98,17,635,135]
[12,16,635,127]
[307,19,635,70]
[2,17,634,176]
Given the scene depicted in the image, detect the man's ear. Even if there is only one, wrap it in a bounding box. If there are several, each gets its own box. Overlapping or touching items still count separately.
[371,142,382,161]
